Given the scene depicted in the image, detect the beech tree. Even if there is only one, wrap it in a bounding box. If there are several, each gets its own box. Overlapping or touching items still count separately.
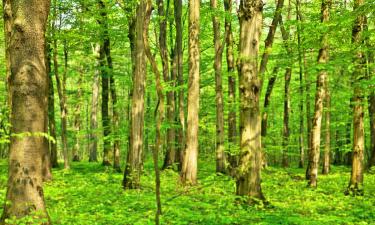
[1,0,51,221]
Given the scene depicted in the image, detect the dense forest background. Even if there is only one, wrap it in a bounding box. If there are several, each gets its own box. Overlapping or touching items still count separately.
[0,0,374,224]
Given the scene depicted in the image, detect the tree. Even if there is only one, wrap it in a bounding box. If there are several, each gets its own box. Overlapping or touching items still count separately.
[236,0,265,202]
[123,0,147,189]
[211,0,226,173]
[306,0,331,187]
[1,0,51,221]
[346,0,366,196]
[181,0,200,185]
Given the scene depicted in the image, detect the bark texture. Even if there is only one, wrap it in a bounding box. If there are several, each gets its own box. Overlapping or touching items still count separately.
[346,0,365,196]
[181,0,200,185]
[236,0,265,202]
[123,1,146,189]
[306,0,330,187]
[1,0,51,221]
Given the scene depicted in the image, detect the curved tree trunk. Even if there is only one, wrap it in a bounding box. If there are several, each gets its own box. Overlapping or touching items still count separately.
[1,0,51,221]
[181,0,200,185]
[236,0,265,202]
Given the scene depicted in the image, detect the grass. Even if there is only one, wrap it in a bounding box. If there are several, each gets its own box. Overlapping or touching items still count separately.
[0,157,374,224]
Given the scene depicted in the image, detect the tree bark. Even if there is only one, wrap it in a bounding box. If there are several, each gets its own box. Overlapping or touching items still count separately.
[72,69,83,162]
[224,0,238,176]
[322,84,331,174]
[46,41,59,169]
[97,0,111,166]
[282,68,291,167]
[174,0,185,170]
[1,0,51,221]
[346,0,365,196]
[258,0,284,90]
[261,67,278,138]
[211,0,226,173]
[181,0,200,185]
[236,0,265,202]
[306,0,330,188]
[89,45,100,162]
[123,0,146,189]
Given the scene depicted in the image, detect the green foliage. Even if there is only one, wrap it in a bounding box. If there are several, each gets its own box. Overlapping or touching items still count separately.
[0,159,374,224]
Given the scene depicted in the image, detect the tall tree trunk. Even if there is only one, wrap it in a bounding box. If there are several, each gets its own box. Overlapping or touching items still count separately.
[89,45,100,162]
[123,1,146,189]
[258,0,284,90]
[346,0,366,196]
[306,0,331,187]
[296,0,305,168]
[174,0,185,170]
[53,36,69,169]
[1,0,51,221]
[368,93,375,168]
[97,0,111,167]
[236,0,265,202]
[322,84,331,174]
[224,0,237,175]
[72,69,83,162]
[46,41,59,169]
[181,0,200,185]
[159,0,175,170]
[211,0,226,173]
[144,2,163,221]
[282,68,291,167]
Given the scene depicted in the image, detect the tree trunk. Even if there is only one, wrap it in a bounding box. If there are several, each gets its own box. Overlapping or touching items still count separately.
[46,41,59,169]
[1,0,51,221]
[261,67,278,138]
[322,85,331,174]
[307,0,331,187]
[174,0,185,170]
[224,0,237,175]
[89,45,100,162]
[144,2,163,221]
[53,36,69,169]
[346,0,365,196]
[296,0,304,168]
[211,0,226,173]
[181,0,200,185]
[258,0,284,90]
[368,93,375,168]
[236,0,265,202]
[123,1,146,189]
[158,0,176,170]
[282,68,291,167]
[72,69,83,162]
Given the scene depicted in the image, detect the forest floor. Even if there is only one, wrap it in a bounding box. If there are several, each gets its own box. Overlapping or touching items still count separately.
[0,157,374,225]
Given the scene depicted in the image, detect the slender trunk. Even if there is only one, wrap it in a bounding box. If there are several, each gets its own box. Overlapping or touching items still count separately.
[123,1,146,189]
[46,41,59,169]
[159,0,176,170]
[307,0,331,187]
[53,36,69,169]
[305,51,312,167]
[261,67,278,138]
[174,0,185,170]
[224,0,237,175]
[322,85,331,174]
[346,0,366,196]
[89,46,100,162]
[282,68,291,167]
[181,0,200,185]
[211,0,226,173]
[144,2,163,222]
[258,0,284,90]
[72,68,83,162]
[236,0,265,202]
[1,0,51,221]
[368,93,375,168]
[296,0,304,168]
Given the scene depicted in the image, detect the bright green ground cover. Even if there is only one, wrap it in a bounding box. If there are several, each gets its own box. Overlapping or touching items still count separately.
[0,158,374,225]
